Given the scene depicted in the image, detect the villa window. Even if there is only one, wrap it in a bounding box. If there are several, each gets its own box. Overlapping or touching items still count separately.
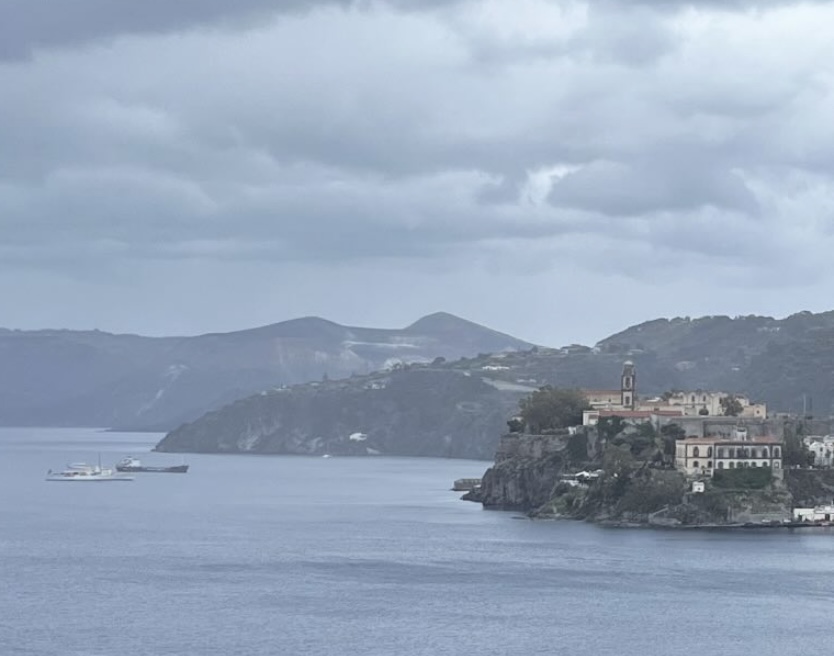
[717,462,724,469]
[751,462,757,467]
[729,462,735,469]
[693,447,700,457]
[774,447,781,457]
[707,461,713,469]
[762,448,768,458]
[707,447,713,457]
[693,461,699,469]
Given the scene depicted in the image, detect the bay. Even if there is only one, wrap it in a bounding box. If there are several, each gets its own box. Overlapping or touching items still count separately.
[2,427,833,655]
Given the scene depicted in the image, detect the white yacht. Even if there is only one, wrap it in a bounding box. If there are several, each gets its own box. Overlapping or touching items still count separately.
[45,462,134,482]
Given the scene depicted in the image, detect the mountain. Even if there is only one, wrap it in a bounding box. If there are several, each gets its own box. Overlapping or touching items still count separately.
[155,368,524,460]
[155,310,834,459]
[0,313,533,430]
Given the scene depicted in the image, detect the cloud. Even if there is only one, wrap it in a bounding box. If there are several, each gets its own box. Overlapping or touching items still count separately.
[0,0,352,60]
[2,0,834,341]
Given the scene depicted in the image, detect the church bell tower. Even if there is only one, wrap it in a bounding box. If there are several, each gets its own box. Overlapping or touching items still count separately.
[621,360,636,410]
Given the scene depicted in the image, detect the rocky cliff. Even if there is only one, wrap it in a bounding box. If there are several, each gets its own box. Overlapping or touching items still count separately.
[467,428,833,526]
[464,431,598,510]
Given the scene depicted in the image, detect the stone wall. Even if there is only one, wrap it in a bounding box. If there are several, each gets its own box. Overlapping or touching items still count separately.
[494,432,570,462]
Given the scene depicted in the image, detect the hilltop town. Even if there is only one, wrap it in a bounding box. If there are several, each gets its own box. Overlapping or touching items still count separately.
[466,362,834,528]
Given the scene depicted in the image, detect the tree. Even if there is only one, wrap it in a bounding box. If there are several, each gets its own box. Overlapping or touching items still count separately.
[783,423,815,468]
[597,415,627,443]
[518,386,590,434]
[720,394,743,416]
[612,422,657,458]
[506,417,524,433]
[660,423,686,458]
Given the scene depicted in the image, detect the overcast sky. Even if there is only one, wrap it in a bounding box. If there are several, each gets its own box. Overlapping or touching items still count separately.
[2,0,833,346]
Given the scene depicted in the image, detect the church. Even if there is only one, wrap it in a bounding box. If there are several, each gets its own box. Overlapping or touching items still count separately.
[581,361,684,427]
[580,361,767,426]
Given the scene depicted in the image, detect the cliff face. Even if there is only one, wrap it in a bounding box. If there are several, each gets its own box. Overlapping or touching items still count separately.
[465,431,597,510]
[468,431,807,526]
[471,435,568,510]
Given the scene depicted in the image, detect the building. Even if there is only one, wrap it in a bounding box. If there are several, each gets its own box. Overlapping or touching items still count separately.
[674,425,783,478]
[804,435,834,467]
[581,361,638,424]
[794,505,834,522]
[583,389,626,409]
[582,361,766,426]
[655,391,766,418]
[621,361,636,410]
[582,408,684,428]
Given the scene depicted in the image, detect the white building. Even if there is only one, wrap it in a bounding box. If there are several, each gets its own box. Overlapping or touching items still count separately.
[794,505,834,522]
[582,362,766,425]
[655,391,766,418]
[675,426,783,478]
[804,435,834,467]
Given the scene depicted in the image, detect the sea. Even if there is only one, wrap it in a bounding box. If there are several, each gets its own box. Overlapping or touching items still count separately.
[3,427,834,656]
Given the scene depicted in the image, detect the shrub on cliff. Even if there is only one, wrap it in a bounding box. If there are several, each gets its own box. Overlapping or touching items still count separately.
[712,467,772,489]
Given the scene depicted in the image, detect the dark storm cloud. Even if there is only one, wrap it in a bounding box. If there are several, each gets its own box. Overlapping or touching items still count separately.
[1,0,801,61]
[0,0,345,59]
[0,0,474,60]
[1,0,834,300]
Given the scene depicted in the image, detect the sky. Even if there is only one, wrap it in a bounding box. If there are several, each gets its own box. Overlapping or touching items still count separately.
[2,0,834,347]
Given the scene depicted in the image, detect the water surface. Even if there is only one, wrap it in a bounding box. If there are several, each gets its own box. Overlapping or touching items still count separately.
[2,427,833,655]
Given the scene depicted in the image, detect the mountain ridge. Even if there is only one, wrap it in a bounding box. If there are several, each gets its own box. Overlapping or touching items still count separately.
[0,312,534,430]
[155,309,834,459]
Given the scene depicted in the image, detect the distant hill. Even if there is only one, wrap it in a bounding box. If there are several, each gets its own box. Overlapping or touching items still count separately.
[155,310,834,459]
[0,312,533,430]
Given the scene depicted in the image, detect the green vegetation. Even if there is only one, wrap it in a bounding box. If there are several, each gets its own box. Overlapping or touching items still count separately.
[518,387,590,434]
[712,467,772,489]
[783,422,815,467]
[720,394,743,416]
[596,416,626,443]
[611,422,657,458]
[660,423,685,458]
[574,443,686,518]
[566,431,590,463]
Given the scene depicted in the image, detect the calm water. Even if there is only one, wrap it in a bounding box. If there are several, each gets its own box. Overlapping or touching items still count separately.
[3,428,834,655]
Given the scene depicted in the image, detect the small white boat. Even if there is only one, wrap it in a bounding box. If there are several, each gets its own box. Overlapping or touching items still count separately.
[46,462,134,482]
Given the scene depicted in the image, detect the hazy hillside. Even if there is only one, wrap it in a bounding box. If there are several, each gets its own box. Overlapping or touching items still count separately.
[0,312,533,430]
[156,310,834,459]
[155,368,523,460]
